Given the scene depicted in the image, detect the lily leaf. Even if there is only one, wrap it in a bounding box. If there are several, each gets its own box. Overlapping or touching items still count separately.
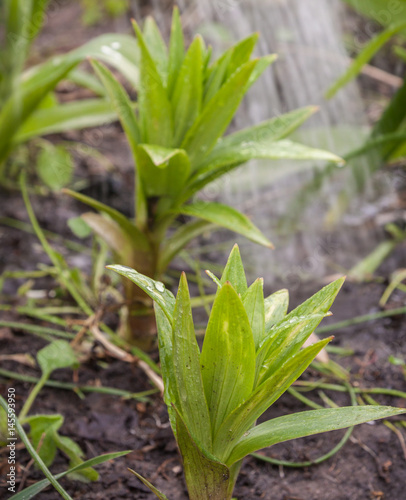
[172,35,204,145]
[220,243,248,296]
[158,220,216,275]
[15,99,119,143]
[201,283,255,438]
[81,213,135,266]
[243,278,265,350]
[62,189,151,252]
[91,60,140,157]
[135,144,190,199]
[143,16,168,85]
[167,6,185,97]
[182,59,258,166]
[264,289,289,334]
[178,201,273,249]
[192,139,344,182]
[132,20,173,146]
[256,278,344,384]
[228,405,406,465]
[213,337,332,461]
[107,266,176,323]
[172,274,212,451]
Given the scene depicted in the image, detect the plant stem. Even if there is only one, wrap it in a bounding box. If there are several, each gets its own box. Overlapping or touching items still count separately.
[293,381,406,400]
[20,172,93,316]
[19,372,49,420]
[0,320,75,340]
[316,306,406,334]
[0,368,157,400]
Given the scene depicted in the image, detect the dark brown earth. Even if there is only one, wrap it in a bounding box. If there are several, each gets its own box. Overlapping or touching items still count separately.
[1,1,406,499]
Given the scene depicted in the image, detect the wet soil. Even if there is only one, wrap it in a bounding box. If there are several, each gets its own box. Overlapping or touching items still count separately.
[1,1,406,499]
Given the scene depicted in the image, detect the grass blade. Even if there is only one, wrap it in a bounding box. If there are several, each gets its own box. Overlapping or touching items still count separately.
[15,99,119,143]
[326,22,406,99]
[9,450,131,500]
[0,396,72,500]
[128,469,169,500]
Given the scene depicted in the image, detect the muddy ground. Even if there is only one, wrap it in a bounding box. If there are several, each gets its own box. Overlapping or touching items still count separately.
[1,1,406,499]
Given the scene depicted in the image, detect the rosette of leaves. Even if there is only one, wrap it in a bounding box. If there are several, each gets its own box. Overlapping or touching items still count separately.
[65,8,342,346]
[108,245,405,500]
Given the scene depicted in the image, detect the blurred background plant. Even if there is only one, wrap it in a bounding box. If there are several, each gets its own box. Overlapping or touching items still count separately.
[0,0,139,190]
[80,0,129,26]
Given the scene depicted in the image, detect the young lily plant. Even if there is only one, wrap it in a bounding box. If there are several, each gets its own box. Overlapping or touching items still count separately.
[109,245,405,500]
[65,8,343,346]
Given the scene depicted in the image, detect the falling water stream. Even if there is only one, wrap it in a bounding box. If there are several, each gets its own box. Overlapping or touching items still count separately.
[133,0,395,286]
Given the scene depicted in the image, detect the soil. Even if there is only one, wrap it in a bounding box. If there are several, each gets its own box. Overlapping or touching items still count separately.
[1,1,406,500]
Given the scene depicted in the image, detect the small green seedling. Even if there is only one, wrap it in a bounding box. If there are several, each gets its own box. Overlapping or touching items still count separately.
[66,8,342,346]
[109,245,405,499]
[16,340,98,481]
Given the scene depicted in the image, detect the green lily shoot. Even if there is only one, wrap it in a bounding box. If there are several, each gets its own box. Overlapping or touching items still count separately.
[108,245,405,500]
[65,8,343,347]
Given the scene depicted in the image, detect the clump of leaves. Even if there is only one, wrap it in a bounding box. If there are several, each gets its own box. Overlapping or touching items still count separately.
[109,245,405,499]
[0,0,139,186]
[65,8,342,346]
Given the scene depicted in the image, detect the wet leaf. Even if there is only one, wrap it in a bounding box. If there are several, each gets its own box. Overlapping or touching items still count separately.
[37,340,78,377]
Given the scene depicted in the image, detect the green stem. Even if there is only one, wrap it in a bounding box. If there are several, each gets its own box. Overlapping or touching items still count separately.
[20,172,93,316]
[0,368,157,399]
[287,387,323,410]
[0,320,75,339]
[19,372,49,420]
[0,216,90,254]
[317,306,406,334]
[294,381,406,400]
